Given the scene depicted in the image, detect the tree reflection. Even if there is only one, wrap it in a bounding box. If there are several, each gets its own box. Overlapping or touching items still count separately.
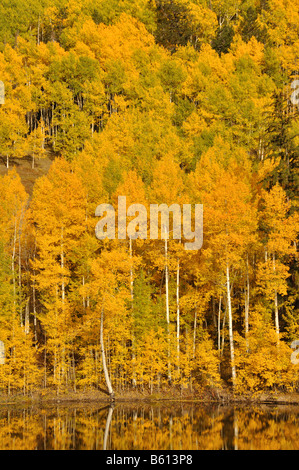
[0,404,298,450]
[103,405,114,450]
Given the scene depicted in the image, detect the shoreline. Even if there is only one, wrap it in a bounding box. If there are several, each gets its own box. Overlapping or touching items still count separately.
[1,388,299,407]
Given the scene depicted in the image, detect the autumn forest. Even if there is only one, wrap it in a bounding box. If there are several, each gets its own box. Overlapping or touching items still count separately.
[0,0,298,401]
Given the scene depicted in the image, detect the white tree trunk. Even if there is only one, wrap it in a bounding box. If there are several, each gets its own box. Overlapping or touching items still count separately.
[165,236,171,382]
[218,294,222,353]
[245,254,250,352]
[273,253,280,346]
[61,227,65,305]
[165,238,170,325]
[130,237,137,387]
[226,262,236,388]
[176,259,180,370]
[100,306,114,400]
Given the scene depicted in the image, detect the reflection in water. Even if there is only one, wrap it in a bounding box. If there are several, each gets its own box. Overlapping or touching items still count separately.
[103,405,114,450]
[0,402,298,450]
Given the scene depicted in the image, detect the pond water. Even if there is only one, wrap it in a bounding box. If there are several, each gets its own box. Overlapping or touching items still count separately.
[0,401,298,450]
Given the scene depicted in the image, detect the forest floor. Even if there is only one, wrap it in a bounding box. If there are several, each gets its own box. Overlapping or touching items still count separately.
[0,152,54,196]
[1,387,299,406]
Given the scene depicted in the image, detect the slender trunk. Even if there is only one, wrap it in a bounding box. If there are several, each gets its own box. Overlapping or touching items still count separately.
[44,333,47,389]
[273,253,280,346]
[218,294,222,375]
[218,294,222,353]
[176,259,180,370]
[82,275,85,309]
[18,204,25,327]
[60,227,66,388]
[61,227,65,305]
[100,306,114,400]
[12,216,17,315]
[130,238,134,303]
[221,304,227,355]
[54,285,59,394]
[193,305,197,359]
[274,290,279,342]
[72,342,76,392]
[165,238,170,325]
[165,236,171,382]
[193,287,198,359]
[32,240,38,346]
[130,237,137,387]
[245,254,250,352]
[226,262,236,388]
[24,298,30,334]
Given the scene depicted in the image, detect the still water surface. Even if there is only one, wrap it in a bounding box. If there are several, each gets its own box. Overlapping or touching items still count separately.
[0,402,298,450]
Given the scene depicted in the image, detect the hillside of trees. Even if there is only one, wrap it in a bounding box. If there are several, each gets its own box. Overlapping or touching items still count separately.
[0,0,298,399]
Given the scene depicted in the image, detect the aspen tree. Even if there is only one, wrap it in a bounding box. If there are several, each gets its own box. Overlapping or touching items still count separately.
[149,154,186,383]
[191,141,257,388]
[89,248,131,400]
[257,184,299,345]
[30,158,87,391]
